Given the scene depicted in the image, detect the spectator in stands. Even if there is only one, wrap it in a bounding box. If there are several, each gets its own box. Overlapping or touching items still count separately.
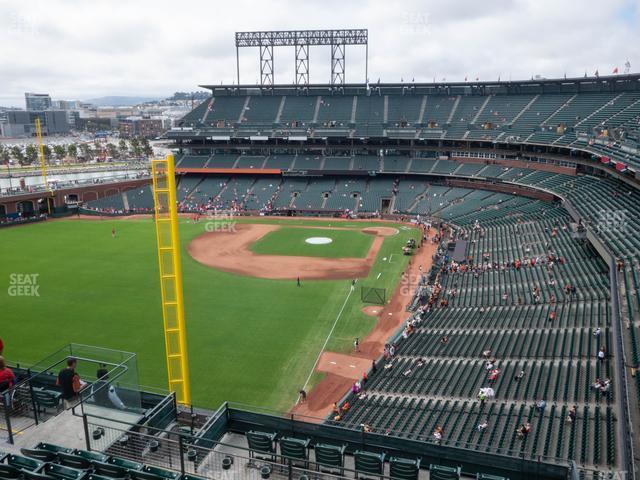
[517,423,531,439]
[514,369,525,382]
[477,420,488,432]
[535,399,547,413]
[57,357,82,409]
[0,356,16,391]
[597,347,607,362]
[593,327,602,337]
[433,426,444,443]
[567,406,578,423]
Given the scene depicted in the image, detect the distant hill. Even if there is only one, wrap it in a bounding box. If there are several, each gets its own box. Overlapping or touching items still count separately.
[84,96,163,107]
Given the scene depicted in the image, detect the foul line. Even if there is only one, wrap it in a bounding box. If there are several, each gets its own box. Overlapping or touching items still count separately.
[302,283,355,391]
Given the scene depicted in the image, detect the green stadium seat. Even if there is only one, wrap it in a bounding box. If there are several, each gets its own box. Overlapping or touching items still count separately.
[141,465,180,480]
[389,456,421,480]
[41,463,86,480]
[245,431,278,462]
[107,457,142,471]
[71,451,109,464]
[0,464,23,480]
[56,453,92,471]
[429,464,461,480]
[6,455,43,472]
[90,461,128,478]
[279,437,310,467]
[314,443,346,475]
[20,449,57,463]
[354,450,386,476]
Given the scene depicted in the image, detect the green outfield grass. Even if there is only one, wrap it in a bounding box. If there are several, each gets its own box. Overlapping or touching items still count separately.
[249,227,374,258]
[0,218,418,411]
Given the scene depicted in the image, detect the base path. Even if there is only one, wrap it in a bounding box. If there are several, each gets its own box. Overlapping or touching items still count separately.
[291,235,438,421]
[187,224,394,280]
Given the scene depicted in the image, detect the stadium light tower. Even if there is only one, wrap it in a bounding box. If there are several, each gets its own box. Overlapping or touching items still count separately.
[235,29,368,86]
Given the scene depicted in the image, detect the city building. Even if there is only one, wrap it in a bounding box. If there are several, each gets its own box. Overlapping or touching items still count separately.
[24,92,52,110]
[119,116,164,138]
[1,110,70,137]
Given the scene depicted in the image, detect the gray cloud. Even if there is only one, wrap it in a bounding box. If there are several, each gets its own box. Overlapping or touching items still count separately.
[0,0,638,106]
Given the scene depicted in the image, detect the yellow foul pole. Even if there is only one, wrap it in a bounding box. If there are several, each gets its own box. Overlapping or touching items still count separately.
[151,154,191,405]
[35,118,52,214]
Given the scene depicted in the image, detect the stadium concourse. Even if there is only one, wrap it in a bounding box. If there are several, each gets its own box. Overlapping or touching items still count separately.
[3,74,640,480]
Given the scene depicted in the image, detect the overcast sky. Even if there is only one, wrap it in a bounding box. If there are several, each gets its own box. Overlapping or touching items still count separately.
[1,0,638,107]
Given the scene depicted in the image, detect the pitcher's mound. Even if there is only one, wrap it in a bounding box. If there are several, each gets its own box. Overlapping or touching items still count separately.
[362,305,383,316]
[362,227,398,237]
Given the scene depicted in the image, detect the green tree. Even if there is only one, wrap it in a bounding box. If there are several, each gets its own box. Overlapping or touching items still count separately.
[53,144,67,161]
[67,144,78,159]
[0,145,7,165]
[25,144,38,164]
[11,146,24,165]
[118,139,128,157]
[130,137,142,158]
[141,138,153,157]
[106,143,118,159]
[42,145,52,163]
[78,143,92,162]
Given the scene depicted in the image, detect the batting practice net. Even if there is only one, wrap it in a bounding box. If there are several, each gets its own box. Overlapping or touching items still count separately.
[361,286,387,305]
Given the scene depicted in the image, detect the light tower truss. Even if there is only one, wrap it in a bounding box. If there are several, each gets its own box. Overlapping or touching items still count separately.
[235,29,368,86]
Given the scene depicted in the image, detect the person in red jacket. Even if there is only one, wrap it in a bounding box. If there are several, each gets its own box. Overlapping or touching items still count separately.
[0,356,16,390]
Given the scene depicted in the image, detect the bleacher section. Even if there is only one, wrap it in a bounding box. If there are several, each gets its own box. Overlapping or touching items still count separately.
[339,208,615,469]
[174,83,640,170]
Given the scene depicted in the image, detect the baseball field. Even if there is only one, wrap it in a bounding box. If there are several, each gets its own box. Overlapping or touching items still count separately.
[0,216,420,412]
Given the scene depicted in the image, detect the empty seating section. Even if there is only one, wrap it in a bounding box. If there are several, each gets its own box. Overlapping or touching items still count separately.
[206,155,238,168]
[423,96,457,127]
[325,179,363,211]
[355,96,385,125]
[263,155,295,170]
[292,155,323,170]
[340,204,615,469]
[394,181,428,213]
[322,156,352,170]
[205,96,246,125]
[508,94,572,138]
[387,95,422,124]
[316,96,354,125]
[292,179,334,210]
[545,93,618,130]
[278,96,317,124]
[176,155,209,168]
[352,155,380,171]
[382,156,411,172]
[234,156,265,169]
[359,178,394,212]
[241,96,280,124]
[446,96,487,139]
